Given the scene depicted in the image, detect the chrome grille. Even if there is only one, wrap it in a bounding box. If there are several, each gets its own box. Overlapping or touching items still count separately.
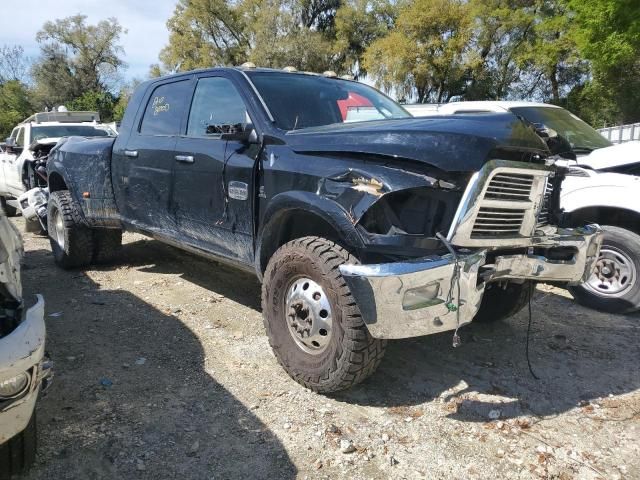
[448,160,555,248]
[472,208,526,237]
[484,173,534,201]
[536,177,554,228]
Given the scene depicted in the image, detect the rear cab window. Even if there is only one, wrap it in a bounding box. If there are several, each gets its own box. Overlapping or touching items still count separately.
[140,80,192,136]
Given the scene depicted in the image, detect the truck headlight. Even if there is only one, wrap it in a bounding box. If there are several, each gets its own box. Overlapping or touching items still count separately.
[0,372,30,398]
[29,189,48,207]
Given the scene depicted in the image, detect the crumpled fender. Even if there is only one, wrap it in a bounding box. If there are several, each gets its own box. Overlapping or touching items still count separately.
[317,163,442,221]
[256,190,365,263]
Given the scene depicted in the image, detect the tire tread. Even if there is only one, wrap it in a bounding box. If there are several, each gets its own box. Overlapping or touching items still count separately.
[262,236,386,393]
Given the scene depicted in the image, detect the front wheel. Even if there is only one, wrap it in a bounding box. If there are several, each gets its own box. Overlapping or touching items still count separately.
[262,236,386,393]
[47,190,94,269]
[569,226,640,314]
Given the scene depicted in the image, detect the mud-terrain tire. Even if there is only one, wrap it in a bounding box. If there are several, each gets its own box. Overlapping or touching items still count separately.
[262,236,386,393]
[569,226,640,314]
[473,281,531,323]
[0,197,17,217]
[47,190,93,269]
[0,413,37,479]
[93,229,122,264]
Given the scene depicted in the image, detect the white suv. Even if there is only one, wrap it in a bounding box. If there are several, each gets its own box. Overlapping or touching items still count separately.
[0,110,116,217]
[406,101,640,314]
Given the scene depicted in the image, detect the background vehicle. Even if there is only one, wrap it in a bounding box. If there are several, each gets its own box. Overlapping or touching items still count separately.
[0,212,50,478]
[45,68,600,392]
[0,109,116,232]
[407,101,640,314]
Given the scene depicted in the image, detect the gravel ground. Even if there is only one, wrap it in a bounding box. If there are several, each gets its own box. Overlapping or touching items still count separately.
[13,218,640,479]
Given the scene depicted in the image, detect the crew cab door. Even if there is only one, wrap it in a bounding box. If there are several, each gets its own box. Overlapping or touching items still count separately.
[0,127,19,195]
[172,74,258,262]
[2,127,26,195]
[112,78,192,232]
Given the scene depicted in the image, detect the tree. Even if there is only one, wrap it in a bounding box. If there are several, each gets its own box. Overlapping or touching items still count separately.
[31,15,126,109]
[364,0,477,102]
[463,0,538,100]
[334,0,396,79]
[0,81,34,138]
[67,90,117,122]
[159,0,249,70]
[243,0,336,71]
[159,0,343,73]
[0,45,32,84]
[567,0,640,124]
[513,1,585,103]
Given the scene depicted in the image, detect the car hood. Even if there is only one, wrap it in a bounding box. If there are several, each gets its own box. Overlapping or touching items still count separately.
[283,114,549,172]
[576,141,640,170]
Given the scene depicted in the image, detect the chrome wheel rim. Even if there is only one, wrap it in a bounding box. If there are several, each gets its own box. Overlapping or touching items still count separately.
[285,277,333,355]
[584,246,636,298]
[52,208,65,250]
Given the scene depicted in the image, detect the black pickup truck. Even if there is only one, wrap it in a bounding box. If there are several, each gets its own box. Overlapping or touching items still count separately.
[46,66,602,392]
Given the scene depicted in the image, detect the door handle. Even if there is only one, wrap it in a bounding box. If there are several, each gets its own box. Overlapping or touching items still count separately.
[175,155,194,163]
[124,150,138,158]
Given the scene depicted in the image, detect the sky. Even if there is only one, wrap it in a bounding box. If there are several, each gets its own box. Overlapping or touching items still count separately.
[0,0,178,81]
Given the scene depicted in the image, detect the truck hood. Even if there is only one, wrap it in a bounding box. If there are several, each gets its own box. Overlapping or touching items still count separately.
[576,141,640,170]
[284,114,549,172]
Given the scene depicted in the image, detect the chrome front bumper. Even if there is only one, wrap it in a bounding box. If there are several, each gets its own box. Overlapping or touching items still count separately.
[340,225,602,339]
[0,295,50,444]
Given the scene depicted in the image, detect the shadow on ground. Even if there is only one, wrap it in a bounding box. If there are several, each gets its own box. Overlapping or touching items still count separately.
[115,239,640,423]
[22,246,295,480]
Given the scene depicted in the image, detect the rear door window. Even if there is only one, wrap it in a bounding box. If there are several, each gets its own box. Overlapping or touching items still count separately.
[140,80,191,136]
[186,77,249,138]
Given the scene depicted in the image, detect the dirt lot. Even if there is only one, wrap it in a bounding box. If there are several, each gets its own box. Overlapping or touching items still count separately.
[13,217,639,479]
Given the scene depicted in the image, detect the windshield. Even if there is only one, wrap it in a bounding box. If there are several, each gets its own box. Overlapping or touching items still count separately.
[246,72,410,130]
[31,125,116,142]
[510,106,611,151]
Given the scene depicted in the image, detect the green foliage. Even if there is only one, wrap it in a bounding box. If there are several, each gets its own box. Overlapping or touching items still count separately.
[0,81,35,138]
[67,91,117,122]
[31,15,126,109]
[160,0,342,72]
[567,0,640,124]
[364,0,477,102]
[334,0,396,79]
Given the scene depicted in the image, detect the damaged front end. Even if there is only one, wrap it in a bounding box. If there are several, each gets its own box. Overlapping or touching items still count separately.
[338,160,603,339]
[0,215,50,445]
[18,187,49,231]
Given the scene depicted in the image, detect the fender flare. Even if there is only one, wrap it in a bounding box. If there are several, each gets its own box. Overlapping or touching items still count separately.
[255,190,365,274]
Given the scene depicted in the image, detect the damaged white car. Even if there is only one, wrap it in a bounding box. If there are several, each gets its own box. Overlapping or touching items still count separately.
[0,108,116,233]
[0,213,50,477]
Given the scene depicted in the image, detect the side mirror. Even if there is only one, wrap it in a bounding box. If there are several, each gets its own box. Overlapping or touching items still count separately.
[207,123,258,143]
[3,137,22,154]
[532,123,575,159]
